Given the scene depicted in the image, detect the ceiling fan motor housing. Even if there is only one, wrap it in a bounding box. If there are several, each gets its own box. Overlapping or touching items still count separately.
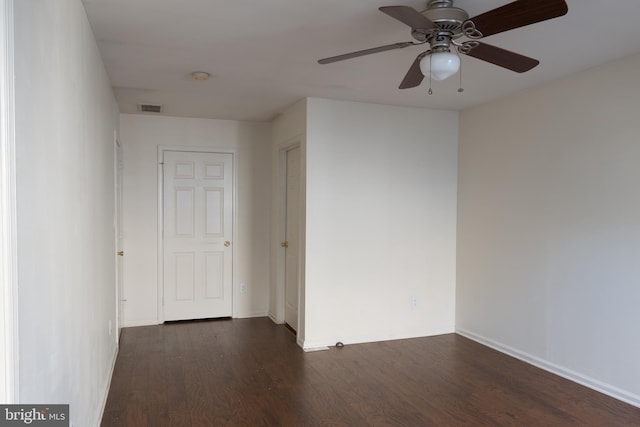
[411,0,469,45]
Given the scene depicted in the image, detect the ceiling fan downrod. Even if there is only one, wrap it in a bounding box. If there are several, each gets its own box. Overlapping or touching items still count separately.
[426,0,453,9]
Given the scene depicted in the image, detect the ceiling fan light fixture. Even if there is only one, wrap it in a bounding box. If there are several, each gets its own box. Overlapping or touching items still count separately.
[420,51,460,81]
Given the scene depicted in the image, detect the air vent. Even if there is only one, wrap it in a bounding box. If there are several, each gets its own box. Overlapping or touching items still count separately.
[438,23,462,32]
[137,104,163,113]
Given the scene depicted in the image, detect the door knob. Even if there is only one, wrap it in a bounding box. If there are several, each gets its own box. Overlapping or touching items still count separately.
[281,242,288,248]
[224,241,231,247]
[117,251,124,256]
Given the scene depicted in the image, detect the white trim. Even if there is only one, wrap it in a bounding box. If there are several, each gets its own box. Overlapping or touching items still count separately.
[303,346,329,353]
[233,310,269,319]
[267,312,282,325]
[0,0,18,403]
[273,148,287,324]
[297,336,306,349]
[301,329,454,351]
[156,151,164,323]
[122,319,159,328]
[96,345,119,425]
[113,131,122,343]
[456,328,640,409]
[156,146,238,323]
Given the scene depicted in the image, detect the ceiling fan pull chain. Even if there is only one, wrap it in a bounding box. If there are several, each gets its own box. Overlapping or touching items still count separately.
[428,56,433,95]
[458,53,464,93]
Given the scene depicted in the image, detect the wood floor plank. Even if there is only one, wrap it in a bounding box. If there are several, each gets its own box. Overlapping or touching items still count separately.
[102,318,640,426]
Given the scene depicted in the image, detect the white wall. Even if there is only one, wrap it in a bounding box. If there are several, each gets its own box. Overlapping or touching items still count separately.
[14,0,119,425]
[120,114,272,325]
[457,53,640,406]
[303,98,458,348]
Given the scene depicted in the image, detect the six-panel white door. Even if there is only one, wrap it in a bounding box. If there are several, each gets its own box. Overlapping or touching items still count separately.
[163,151,233,321]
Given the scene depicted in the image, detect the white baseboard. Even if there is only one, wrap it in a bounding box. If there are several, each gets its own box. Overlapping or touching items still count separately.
[268,312,283,324]
[300,328,455,352]
[96,343,119,425]
[122,319,159,328]
[303,346,329,352]
[124,313,270,327]
[456,328,640,409]
[233,310,268,319]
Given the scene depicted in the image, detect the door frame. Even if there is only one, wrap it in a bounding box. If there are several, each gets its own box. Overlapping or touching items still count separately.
[273,136,305,346]
[0,0,18,402]
[156,146,237,323]
[114,132,123,340]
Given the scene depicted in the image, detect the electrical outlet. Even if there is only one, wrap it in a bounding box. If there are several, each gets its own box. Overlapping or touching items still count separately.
[240,283,247,294]
[410,297,417,310]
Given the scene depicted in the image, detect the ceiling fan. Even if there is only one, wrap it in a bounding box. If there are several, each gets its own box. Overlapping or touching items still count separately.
[318,0,568,89]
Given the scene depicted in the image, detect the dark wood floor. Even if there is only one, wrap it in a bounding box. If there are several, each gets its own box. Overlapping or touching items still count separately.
[101,317,640,426]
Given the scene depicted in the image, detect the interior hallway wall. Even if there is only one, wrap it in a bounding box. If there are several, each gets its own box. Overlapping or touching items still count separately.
[119,114,272,326]
[457,52,640,406]
[303,98,458,348]
[14,0,120,425]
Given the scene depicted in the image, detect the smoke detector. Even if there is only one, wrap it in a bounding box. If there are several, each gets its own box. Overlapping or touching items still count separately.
[191,71,210,81]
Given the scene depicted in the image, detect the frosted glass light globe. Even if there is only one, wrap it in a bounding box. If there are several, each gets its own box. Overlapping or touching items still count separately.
[420,52,460,81]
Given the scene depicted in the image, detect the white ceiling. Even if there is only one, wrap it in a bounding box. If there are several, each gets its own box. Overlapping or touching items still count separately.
[82,0,640,122]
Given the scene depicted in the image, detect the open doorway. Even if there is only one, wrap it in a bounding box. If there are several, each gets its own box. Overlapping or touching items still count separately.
[283,146,301,332]
[274,137,305,346]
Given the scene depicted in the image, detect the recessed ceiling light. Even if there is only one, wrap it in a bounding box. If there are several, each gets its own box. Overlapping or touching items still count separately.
[191,71,210,81]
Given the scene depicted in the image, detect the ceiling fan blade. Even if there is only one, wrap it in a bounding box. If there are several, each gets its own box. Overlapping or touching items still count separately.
[379,6,436,30]
[318,42,414,64]
[466,0,567,38]
[399,54,425,89]
[463,42,539,73]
